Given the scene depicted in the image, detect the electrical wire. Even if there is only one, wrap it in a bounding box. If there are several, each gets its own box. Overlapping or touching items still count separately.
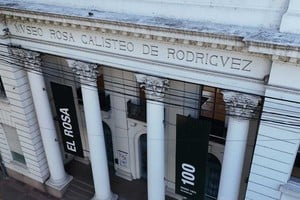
[0,55,298,127]
[1,45,300,134]
[0,49,260,115]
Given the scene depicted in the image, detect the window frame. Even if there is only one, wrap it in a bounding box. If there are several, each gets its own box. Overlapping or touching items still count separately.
[2,124,26,166]
[291,146,300,179]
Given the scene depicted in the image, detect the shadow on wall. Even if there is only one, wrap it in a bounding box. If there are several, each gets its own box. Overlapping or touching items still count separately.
[0,153,7,179]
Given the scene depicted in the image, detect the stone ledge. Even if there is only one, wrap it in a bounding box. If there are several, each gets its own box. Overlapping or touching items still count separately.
[6,167,47,193]
[6,167,72,198]
[280,179,300,200]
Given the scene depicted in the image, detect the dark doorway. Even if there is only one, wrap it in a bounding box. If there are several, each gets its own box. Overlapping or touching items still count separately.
[205,153,221,200]
[0,154,7,180]
[139,134,147,180]
[103,122,114,171]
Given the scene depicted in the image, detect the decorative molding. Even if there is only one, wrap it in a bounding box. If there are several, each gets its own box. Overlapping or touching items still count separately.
[222,90,261,119]
[135,74,169,100]
[0,16,9,36]
[1,6,298,65]
[272,55,300,64]
[246,40,300,65]
[7,8,300,64]
[67,59,98,82]
[3,13,247,53]
[8,47,41,71]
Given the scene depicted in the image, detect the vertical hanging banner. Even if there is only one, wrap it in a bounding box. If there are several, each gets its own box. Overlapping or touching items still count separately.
[51,82,84,157]
[176,115,210,199]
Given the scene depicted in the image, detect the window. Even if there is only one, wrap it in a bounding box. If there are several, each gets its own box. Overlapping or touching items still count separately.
[205,154,221,200]
[2,124,26,165]
[76,74,111,111]
[126,84,147,122]
[292,146,300,179]
[200,86,226,144]
[0,76,6,98]
[281,146,300,199]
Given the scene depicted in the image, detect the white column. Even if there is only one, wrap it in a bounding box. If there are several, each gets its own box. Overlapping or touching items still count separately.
[217,91,260,200]
[69,60,117,200]
[136,74,169,200]
[9,48,71,189]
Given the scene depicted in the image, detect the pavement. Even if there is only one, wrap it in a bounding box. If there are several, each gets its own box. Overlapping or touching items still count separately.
[0,177,58,200]
[0,176,175,200]
[0,160,177,200]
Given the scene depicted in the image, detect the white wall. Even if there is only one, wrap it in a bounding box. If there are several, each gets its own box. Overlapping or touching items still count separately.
[12,0,289,29]
[246,61,300,200]
[280,0,300,34]
[0,45,49,183]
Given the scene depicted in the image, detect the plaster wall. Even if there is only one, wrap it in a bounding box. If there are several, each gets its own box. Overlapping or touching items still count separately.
[280,0,300,34]
[11,0,289,29]
[0,45,49,183]
[246,61,300,200]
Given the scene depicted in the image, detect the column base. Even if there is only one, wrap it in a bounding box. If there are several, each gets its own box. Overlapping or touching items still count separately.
[91,193,118,200]
[46,175,73,198]
[165,184,185,200]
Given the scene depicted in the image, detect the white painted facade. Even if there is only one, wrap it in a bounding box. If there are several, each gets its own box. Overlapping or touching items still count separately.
[0,0,299,200]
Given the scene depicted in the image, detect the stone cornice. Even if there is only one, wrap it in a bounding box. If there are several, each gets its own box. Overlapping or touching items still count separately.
[271,55,300,64]
[0,8,247,53]
[246,40,300,65]
[1,5,300,64]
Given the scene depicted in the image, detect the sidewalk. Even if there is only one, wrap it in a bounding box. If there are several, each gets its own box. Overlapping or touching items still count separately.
[0,160,177,200]
[0,177,58,200]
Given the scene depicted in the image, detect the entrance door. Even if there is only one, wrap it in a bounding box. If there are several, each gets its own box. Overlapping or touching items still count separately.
[139,134,147,179]
[103,122,114,171]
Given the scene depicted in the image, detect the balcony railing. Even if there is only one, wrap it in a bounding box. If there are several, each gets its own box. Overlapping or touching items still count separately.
[127,100,146,122]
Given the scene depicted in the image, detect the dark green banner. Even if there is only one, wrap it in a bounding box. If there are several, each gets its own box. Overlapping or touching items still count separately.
[51,82,84,157]
[176,115,210,199]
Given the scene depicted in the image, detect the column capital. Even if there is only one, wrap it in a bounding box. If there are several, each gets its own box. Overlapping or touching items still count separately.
[222,90,260,119]
[67,59,98,82]
[9,47,41,71]
[135,74,169,100]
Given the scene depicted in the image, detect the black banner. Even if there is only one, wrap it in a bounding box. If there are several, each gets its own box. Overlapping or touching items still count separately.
[175,115,210,199]
[51,82,84,157]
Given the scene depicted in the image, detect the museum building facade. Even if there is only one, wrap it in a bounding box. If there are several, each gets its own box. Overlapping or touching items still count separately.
[0,1,300,200]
